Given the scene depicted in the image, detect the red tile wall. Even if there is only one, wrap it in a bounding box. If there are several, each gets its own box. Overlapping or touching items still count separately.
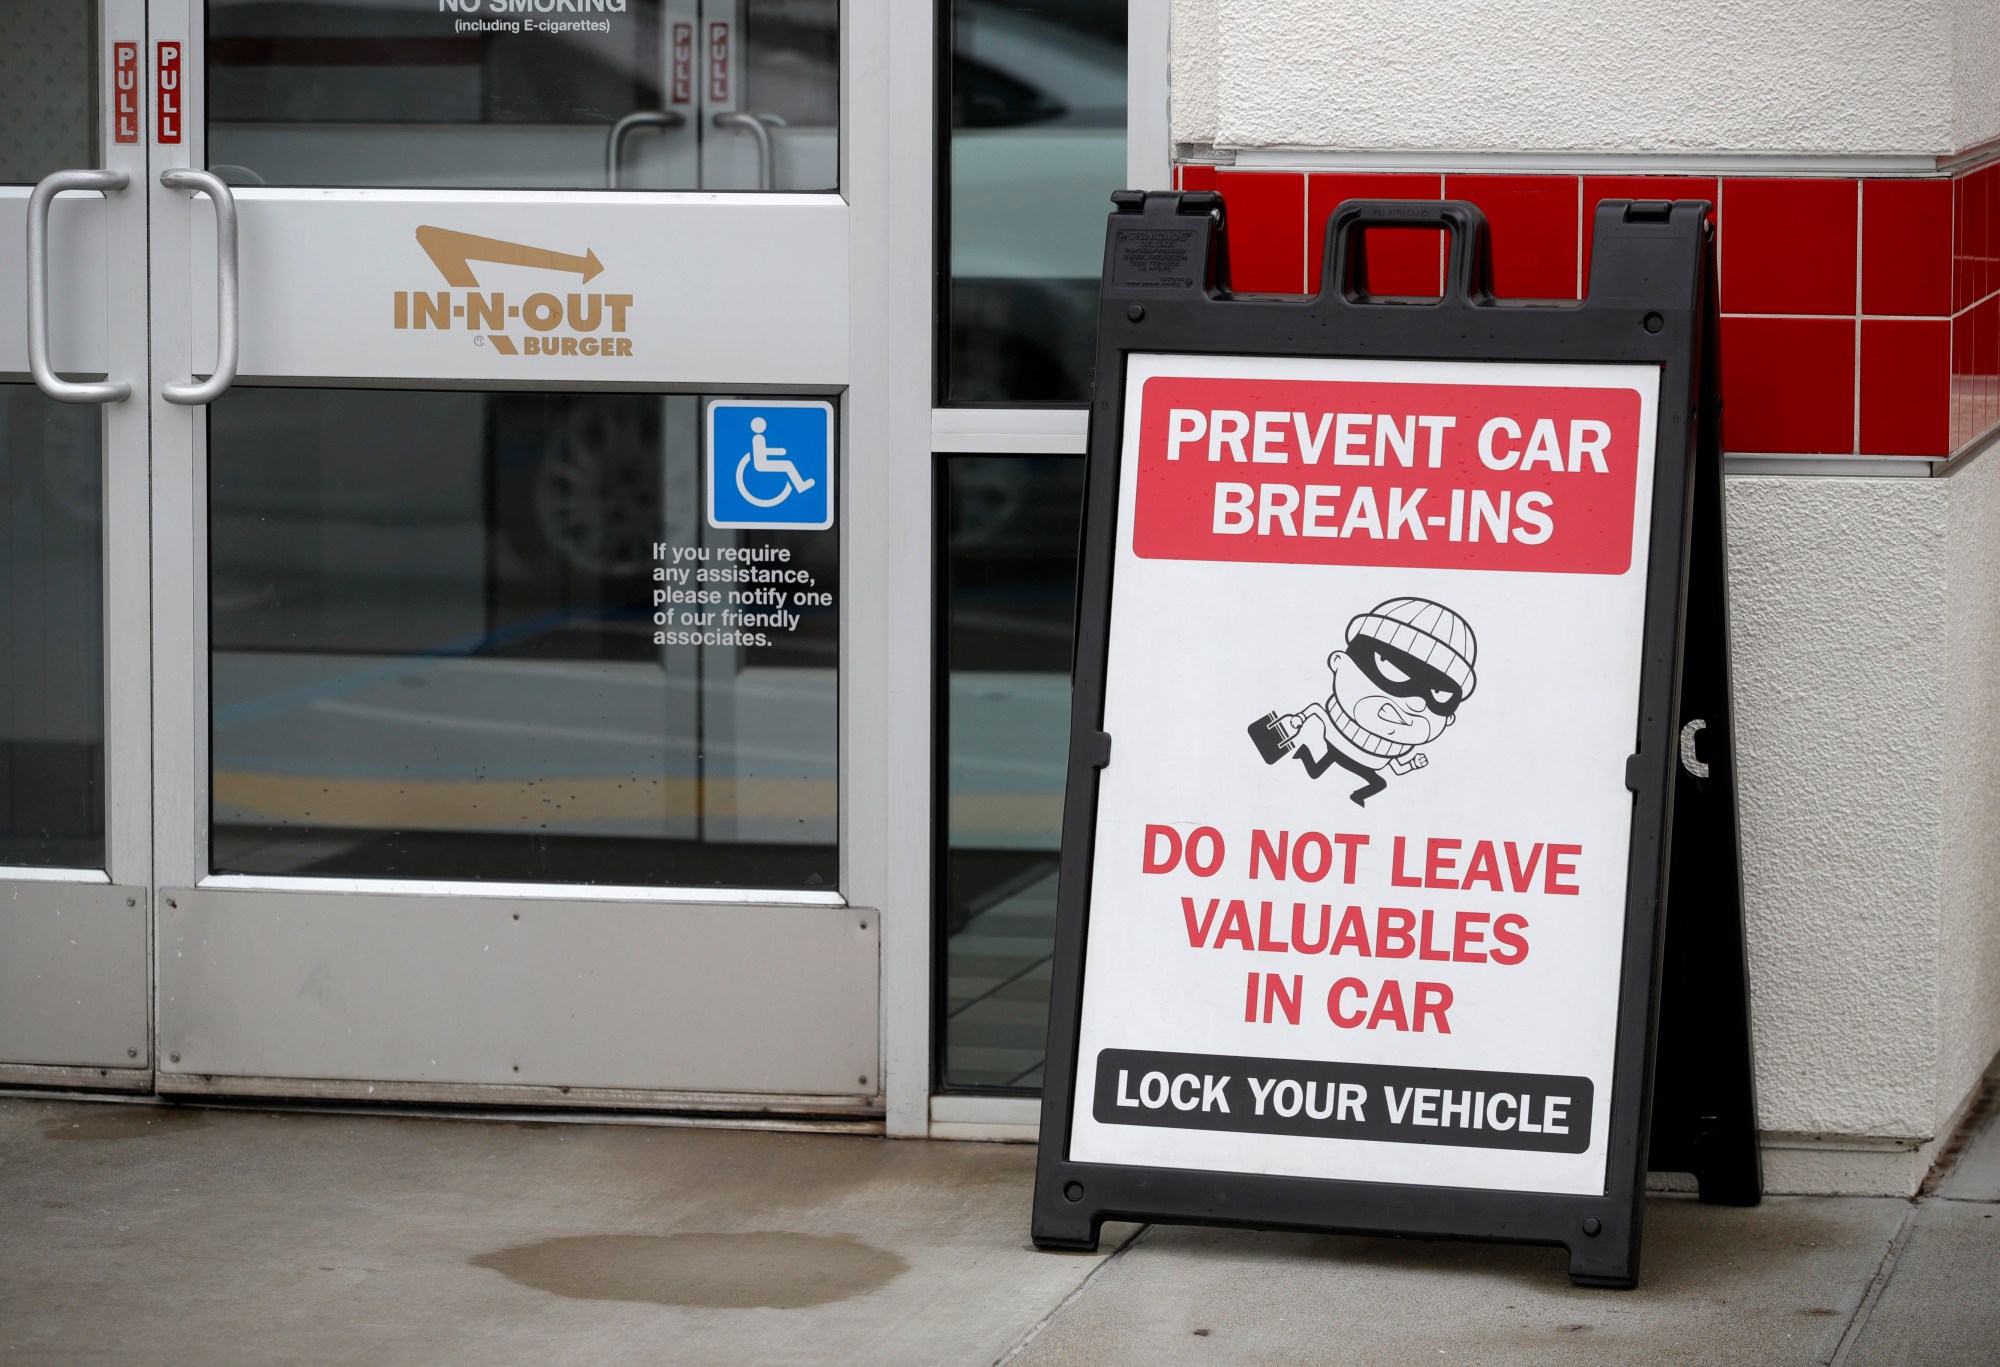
[1719,178,1858,316]
[1211,169,1305,293]
[1174,161,2000,459]
[1443,174,1581,300]
[1861,319,1951,456]
[1952,165,2000,449]
[1864,179,1952,316]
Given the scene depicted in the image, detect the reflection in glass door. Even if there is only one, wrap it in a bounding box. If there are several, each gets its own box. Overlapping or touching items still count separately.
[1,393,105,869]
[1,7,106,865]
[204,0,838,192]
[207,388,839,889]
[936,455,1082,1090]
[944,0,1126,401]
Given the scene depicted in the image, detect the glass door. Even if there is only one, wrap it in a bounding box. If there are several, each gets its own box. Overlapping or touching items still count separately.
[0,0,155,1090]
[148,0,885,1110]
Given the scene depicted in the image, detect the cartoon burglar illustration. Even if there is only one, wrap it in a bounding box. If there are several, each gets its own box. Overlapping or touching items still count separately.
[1248,596,1478,807]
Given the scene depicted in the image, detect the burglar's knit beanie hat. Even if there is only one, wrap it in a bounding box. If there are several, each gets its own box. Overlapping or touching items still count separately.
[1347,597,1478,697]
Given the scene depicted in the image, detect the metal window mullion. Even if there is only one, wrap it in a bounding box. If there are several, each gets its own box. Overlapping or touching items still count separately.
[100,0,157,891]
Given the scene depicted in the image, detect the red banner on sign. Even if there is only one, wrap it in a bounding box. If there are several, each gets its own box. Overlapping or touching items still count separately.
[156,42,182,143]
[1132,374,1645,575]
[113,43,140,142]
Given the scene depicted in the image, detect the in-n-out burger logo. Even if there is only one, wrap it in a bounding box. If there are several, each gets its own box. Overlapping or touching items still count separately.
[395,226,634,358]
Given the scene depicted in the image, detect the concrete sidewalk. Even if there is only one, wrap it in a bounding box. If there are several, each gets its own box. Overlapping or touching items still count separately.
[1,1095,1994,1366]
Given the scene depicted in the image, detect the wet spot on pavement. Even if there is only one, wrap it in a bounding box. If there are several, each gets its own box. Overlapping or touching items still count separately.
[470,1231,909,1308]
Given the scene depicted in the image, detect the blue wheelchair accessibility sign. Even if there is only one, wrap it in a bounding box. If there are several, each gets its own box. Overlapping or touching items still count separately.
[706,400,835,531]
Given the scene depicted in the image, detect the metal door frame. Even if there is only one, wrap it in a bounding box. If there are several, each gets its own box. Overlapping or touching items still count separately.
[0,0,156,1090]
[141,0,915,1115]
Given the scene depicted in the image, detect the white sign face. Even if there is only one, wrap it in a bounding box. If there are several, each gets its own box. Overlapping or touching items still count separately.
[1068,351,1662,1197]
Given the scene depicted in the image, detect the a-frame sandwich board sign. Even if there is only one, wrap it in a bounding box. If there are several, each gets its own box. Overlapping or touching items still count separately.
[1031,193,1761,1289]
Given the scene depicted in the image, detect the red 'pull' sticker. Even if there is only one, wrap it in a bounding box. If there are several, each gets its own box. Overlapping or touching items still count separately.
[707,21,730,103]
[113,43,139,143]
[672,23,693,104]
[156,42,182,144]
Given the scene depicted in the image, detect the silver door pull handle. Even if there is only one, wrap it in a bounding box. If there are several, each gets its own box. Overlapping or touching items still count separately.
[27,168,131,404]
[607,109,686,188]
[160,168,239,406]
[711,111,788,191]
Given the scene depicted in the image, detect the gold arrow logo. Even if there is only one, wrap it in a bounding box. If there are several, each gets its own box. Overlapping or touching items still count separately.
[415,225,605,287]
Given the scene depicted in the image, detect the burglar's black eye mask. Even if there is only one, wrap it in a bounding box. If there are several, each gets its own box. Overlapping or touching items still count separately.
[1348,634,1465,716]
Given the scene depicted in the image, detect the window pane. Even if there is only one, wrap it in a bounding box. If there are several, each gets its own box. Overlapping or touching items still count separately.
[943,1,1126,403]
[0,0,98,183]
[207,0,838,191]
[0,387,105,869]
[939,456,1082,1089]
[209,387,838,888]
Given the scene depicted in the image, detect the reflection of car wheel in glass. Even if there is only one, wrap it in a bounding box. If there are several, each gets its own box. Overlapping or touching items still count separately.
[531,401,661,577]
[39,416,102,526]
[950,457,1026,547]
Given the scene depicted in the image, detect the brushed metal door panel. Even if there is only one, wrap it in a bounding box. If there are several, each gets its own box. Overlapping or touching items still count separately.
[0,882,148,1067]
[157,888,877,1100]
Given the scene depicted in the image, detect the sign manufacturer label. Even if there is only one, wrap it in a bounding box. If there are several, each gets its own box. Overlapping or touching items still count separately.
[113,43,140,143]
[155,42,181,143]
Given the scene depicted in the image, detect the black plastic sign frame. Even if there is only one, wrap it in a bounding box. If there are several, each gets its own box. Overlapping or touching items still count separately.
[1032,193,1761,1289]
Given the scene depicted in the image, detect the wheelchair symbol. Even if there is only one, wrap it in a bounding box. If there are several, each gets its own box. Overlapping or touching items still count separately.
[707,399,833,531]
[735,417,817,508]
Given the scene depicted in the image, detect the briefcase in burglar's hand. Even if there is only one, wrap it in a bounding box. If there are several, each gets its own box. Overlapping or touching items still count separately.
[1248,711,1294,765]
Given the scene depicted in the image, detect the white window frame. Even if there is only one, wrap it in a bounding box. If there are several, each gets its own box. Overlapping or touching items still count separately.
[915,0,1169,1134]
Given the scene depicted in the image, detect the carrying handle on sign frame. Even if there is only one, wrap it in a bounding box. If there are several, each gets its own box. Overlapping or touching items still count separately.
[1318,200,1495,310]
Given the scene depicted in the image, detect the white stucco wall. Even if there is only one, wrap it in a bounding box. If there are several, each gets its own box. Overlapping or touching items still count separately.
[1940,449,2000,1133]
[1168,0,1219,148]
[1953,0,2000,151]
[1174,1,1971,156]
[1726,475,1947,1142]
[1723,457,2000,1193]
